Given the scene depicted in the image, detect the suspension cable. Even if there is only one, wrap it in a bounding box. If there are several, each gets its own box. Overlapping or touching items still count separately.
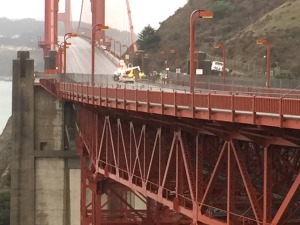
[76,0,84,34]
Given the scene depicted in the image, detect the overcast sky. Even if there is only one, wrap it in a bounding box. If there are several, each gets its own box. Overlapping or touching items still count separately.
[0,0,187,33]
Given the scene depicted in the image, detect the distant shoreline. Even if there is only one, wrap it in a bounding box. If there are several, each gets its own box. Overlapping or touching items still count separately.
[0,77,12,82]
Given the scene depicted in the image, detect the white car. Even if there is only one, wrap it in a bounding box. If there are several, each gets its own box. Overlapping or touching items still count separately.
[211,61,223,72]
[211,61,231,73]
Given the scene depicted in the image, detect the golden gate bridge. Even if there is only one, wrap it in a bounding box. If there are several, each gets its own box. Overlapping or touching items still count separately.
[9,1,300,225]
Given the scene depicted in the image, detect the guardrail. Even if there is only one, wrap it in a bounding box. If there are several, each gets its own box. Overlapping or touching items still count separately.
[38,77,300,130]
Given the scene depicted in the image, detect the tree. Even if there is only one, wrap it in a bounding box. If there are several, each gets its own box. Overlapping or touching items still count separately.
[137,25,160,51]
[0,189,10,225]
[210,0,232,18]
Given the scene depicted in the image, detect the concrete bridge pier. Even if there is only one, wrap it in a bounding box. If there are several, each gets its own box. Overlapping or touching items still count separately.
[10,51,35,225]
[10,51,80,225]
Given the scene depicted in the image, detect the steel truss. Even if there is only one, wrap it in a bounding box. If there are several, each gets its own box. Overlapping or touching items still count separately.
[77,106,300,225]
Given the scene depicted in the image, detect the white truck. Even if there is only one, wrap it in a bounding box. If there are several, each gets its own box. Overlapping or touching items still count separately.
[211,61,224,72]
[211,61,231,73]
[113,66,141,83]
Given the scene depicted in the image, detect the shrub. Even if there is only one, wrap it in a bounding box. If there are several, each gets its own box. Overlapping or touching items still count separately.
[0,189,10,225]
[210,0,232,19]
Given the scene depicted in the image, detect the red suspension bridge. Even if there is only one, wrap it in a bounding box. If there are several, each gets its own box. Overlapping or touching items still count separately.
[10,1,300,225]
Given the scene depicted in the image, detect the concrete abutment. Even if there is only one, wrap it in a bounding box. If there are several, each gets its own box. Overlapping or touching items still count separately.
[10,51,80,225]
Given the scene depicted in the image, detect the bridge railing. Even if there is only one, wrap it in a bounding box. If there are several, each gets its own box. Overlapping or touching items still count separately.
[57,81,300,117]
[36,72,300,99]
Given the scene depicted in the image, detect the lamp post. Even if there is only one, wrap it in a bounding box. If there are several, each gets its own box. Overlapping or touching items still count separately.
[160,50,169,82]
[108,37,114,54]
[189,10,213,92]
[170,48,179,84]
[110,38,116,56]
[116,41,122,58]
[105,36,111,49]
[169,49,179,72]
[256,38,271,88]
[160,49,169,68]
[122,44,129,56]
[63,32,77,75]
[122,44,128,50]
[122,44,129,63]
[91,24,109,85]
[57,42,68,74]
[214,43,226,83]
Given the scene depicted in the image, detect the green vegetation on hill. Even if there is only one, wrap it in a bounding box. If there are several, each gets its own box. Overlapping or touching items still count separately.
[0,189,10,225]
[139,0,300,77]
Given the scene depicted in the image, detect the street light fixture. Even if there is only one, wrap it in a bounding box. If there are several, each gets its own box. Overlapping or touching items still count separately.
[108,37,116,56]
[57,42,64,74]
[116,41,122,58]
[160,50,170,82]
[160,49,169,68]
[134,50,145,73]
[170,48,180,84]
[122,44,129,62]
[169,49,179,72]
[256,38,271,88]
[91,24,109,85]
[122,44,129,55]
[57,42,70,74]
[189,10,213,92]
[122,44,129,50]
[63,32,77,75]
[214,43,226,83]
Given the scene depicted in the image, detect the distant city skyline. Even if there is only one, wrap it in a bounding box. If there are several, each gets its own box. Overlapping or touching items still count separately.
[0,0,187,33]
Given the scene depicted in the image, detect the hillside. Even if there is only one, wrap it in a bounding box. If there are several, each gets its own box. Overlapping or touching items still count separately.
[0,117,11,188]
[147,0,299,77]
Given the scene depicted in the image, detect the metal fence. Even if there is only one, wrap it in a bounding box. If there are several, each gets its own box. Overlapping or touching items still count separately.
[36,72,300,98]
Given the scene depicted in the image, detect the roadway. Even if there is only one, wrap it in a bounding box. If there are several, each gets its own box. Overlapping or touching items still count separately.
[64,37,117,74]
[62,37,300,98]
[63,37,181,92]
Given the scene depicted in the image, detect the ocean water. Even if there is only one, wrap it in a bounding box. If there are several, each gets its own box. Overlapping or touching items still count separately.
[0,81,12,134]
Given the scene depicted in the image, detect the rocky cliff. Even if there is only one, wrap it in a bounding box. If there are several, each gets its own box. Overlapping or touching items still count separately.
[0,117,12,187]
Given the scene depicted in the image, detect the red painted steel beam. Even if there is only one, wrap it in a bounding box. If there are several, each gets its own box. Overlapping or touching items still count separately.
[271,173,300,225]
[263,146,273,224]
[39,0,58,55]
[41,81,300,130]
[91,0,105,41]
[227,142,236,224]
[232,143,262,223]
[77,107,300,224]
[37,80,300,224]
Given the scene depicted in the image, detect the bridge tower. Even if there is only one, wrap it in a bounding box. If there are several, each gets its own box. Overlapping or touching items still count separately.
[39,0,73,56]
[58,0,73,34]
[39,0,58,56]
[91,0,106,42]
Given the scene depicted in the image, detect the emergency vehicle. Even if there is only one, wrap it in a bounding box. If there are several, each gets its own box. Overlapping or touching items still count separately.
[113,60,140,83]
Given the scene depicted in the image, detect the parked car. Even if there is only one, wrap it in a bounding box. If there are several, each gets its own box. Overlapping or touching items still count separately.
[211,61,231,73]
[211,61,224,72]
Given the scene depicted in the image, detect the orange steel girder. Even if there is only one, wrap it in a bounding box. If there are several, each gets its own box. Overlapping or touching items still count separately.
[77,136,190,225]
[39,0,58,55]
[91,0,105,41]
[41,0,104,55]
[75,105,300,225]
[40,0,72,56]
